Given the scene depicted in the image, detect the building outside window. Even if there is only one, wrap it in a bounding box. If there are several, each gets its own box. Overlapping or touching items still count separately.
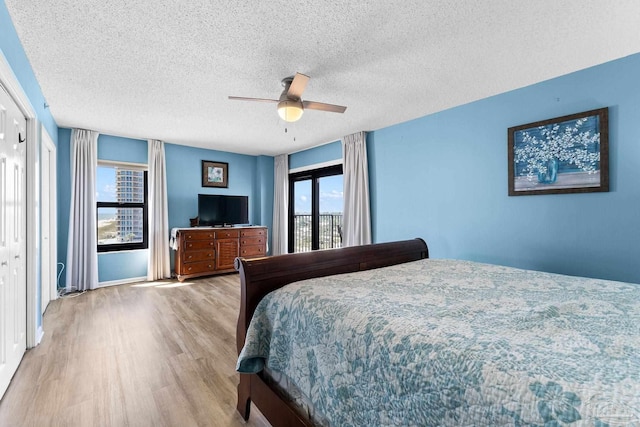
[97,162,148,252]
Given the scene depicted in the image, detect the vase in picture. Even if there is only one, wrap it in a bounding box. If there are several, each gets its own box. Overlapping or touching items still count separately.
[537,158,559,184]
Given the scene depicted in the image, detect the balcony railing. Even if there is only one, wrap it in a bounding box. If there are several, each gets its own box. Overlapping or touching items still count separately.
[293,213,343,253]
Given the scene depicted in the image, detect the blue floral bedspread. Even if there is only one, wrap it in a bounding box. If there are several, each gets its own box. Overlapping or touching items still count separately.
[237,259,640,426]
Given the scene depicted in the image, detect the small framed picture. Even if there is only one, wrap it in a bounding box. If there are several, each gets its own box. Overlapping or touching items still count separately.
[202,160,228,188]
[508,108,608,196]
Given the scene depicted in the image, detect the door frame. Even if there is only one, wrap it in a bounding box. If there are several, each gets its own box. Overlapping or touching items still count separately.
[0,50,40,348]
[40,125,57,315]
[288,163,343,252]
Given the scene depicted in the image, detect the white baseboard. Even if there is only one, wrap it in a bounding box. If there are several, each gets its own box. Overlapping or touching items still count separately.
[97,276,147,288]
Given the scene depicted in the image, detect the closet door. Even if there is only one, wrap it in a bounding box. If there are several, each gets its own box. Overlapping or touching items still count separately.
[0,84,27,399]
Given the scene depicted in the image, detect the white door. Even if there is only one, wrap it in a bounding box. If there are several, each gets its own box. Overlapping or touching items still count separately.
[0,84,27,399]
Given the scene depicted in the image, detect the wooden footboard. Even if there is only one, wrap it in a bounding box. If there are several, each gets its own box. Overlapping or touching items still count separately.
[234,238,429,426]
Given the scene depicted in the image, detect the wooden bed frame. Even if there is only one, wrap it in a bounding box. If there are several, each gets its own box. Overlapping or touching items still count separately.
[234,238,429,427]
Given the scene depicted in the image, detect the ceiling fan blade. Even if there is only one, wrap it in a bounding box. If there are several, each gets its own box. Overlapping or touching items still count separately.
[228,96,278,103]
[286,73,310,99]
[302,101,347,114]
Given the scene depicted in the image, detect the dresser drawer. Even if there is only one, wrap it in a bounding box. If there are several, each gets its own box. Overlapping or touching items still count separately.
[181,260,216,274]
[241,228,266,238]
[241,236,265,246]
[240,245,265,257]
[183,240,215,251]
[181,230,216,240]
[181,250,214,264]
[215,229,240,239]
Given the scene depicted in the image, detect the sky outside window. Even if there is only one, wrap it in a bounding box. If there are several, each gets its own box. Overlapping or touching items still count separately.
[295,174,343,213]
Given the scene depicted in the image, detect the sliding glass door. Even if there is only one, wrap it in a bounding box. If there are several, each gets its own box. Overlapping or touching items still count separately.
[289,165,343,253]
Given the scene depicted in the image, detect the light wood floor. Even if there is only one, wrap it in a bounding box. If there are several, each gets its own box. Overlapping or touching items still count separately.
[0,274,271,427]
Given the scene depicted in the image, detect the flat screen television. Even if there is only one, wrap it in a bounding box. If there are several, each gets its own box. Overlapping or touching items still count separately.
[198,194,249,227]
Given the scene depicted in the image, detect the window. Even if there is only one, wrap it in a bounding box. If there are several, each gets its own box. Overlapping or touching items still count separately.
[288,164,343,253]
[97,161,148,252]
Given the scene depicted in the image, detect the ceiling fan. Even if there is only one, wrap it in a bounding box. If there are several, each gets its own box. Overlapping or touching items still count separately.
[228,73,347,122]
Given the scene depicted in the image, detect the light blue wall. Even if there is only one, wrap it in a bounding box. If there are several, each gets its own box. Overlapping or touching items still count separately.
[98,251,149,282]
[57,133,275,284]
[165,143,274,265]
[255,156,275,235]
[2,0,59,330]
[98,134,147,163]
[368,53,640,284]
[289,140,341,169]
[165,143,267,227]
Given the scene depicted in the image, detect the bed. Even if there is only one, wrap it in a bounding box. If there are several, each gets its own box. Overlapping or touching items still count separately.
[234,238,640,426]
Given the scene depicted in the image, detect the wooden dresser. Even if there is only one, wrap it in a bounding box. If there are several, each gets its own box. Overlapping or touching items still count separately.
[173,226,267,281]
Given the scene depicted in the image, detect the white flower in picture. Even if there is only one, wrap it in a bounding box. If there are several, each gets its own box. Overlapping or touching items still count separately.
[514,117,600,182]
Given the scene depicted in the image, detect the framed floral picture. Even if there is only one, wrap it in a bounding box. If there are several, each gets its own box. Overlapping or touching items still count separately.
[202,160,228,188]
[508,108,609,196]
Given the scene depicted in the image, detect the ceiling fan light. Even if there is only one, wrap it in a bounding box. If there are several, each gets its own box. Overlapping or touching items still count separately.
[277,100,304,122]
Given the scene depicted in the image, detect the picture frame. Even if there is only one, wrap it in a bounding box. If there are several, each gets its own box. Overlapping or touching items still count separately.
[202,160,229,188]
[508,107,609,196]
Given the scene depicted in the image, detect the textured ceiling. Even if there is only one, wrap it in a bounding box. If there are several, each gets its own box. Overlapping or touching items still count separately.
[5,0,640,156]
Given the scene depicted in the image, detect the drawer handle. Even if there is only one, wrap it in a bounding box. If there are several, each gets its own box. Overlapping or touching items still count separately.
[188,255,192,259]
